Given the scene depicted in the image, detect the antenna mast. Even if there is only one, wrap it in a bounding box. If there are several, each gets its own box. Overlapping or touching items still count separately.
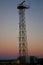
[17,0,30,63]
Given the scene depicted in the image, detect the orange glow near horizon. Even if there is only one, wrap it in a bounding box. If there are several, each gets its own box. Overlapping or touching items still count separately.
[0,34,43,58]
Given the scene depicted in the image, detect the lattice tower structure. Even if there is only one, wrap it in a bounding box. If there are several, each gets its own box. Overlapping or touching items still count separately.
[17,0,29,63]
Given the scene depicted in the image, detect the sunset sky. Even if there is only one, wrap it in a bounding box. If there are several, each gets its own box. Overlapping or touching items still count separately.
[0,0,43,59]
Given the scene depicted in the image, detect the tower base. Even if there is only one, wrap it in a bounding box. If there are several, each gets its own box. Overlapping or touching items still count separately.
[18,56,27,64]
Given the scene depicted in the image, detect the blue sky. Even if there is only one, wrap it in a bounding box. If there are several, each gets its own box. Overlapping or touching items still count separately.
[0,0,43,59]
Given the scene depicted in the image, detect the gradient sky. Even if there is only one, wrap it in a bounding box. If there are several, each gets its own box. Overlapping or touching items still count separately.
[0,0,43,59]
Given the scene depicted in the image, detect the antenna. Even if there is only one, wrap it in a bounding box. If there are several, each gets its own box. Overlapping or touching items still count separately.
[19,0,25,5]
[17,0,30,9]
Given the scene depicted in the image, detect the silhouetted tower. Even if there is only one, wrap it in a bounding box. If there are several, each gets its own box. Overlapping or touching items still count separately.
[17,0,29,63]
